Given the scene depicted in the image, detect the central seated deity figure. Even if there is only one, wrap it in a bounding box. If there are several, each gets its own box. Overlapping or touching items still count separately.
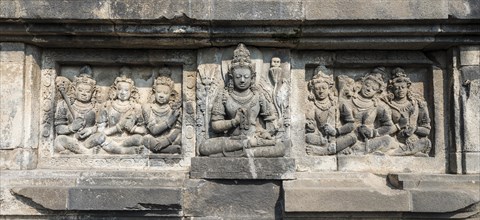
[199,44,286,157]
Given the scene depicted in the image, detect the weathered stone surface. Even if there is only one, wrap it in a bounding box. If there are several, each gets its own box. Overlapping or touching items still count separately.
[190,157,295,179]
[2,0,479,21]
[410,189,479,213]
[460,46,480,66]
[11,187,68,210]
[305,0,448,20]
[68,187,181,211]
[1,43,25,150]
[0,148,37,170]
[2,170,186,215]
[284,173,410,212]
[285,173,480,216]
[337,155,445,174]
[184,179,282,219]
[449,0,480,19]
[388,173,480,213]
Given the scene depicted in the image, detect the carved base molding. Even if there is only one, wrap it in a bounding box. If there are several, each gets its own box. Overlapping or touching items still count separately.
[190,157,296,180]
[284,173,480,218]
[2,170,479,218]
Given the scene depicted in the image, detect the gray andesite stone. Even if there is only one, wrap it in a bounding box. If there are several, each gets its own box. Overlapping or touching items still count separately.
[184,179,282,219]
[68,187,181,211]
[283,173,410,212]
[388,173,480,213]
[2,170,186,215]
[190,157,295,180]
[284,173,480,215]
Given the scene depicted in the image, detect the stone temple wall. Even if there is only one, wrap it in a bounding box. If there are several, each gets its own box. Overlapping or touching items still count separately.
[0,0,479,219]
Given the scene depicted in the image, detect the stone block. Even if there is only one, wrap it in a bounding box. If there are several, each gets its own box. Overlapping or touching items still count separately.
[305,0,448,20]
[0,148,37,170]
[460,46,480,66]
[465,152,480,174]
[110,0,188,20]
[449,0,480,19]
[10,187,68,210]
[337,155,444,174]
[211,0,303,22]
[184,179,282,219]
[190,157,295,180]
[0,0,111,20]
[283,173,410,212]
[387,173,480,189]
[388,173,480,213]
[67,187,181,211]
[410,189,480,212]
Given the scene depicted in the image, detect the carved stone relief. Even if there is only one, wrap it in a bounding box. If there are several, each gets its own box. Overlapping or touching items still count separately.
[196,44,291,157]
[53,65,182,155]
[305,66,433,157]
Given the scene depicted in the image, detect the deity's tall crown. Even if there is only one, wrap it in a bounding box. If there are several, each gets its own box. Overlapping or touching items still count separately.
[230,43,254,70]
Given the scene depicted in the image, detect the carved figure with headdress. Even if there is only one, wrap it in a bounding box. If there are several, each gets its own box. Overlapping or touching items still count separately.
[383,67,431,156]
[305,66,357,155]
[141,74,182,154]
[54,65,104,154]
[96,66,146,154]
[338,67,398,155]
[199,43,287,157]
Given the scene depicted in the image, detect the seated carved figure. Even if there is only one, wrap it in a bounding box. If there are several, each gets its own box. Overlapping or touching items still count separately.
[54,65,103,154]
[199,44,286,157]
[384,68,432,156]
[305,66,356,156]
[142,76,182,154]
[340,67,398,155]
[96,67,146,154]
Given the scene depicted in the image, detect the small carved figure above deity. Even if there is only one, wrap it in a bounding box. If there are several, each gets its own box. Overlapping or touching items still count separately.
[199,43,287,157]
[337,67,398,155]
[54,65,104,154]
[305,66,356,156]
[269,57,290,129]
[96,67,146,154]
[142,75,182,154]
[383,67,432,156]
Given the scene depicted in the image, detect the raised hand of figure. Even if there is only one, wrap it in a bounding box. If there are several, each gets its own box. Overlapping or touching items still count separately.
[305,120,316,133]
[167,109,181,128]
[70,117,85,132]
[399,116,408,129]
[358,125,372,140]
[123,115,136,132]
[232,108,244,127]
[78,127,94,139]
[401,125,415,137]
[322,123,337,136]
[258,130,273,140]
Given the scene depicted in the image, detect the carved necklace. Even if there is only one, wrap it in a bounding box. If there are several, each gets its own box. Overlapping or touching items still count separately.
[111,100,133,113]
[230,90,255,106]
[391,99,413,113]
[72,101,94,115]
[314,98,333,111]
[352,96,375,111]
[151,104,170,117]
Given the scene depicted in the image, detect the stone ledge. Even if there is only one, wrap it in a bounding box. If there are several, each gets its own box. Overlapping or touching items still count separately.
[284,173,480,215]
[190,157,295,180]
[1,0,479,21]
[10,186,182,211]
[284,173,410,212]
